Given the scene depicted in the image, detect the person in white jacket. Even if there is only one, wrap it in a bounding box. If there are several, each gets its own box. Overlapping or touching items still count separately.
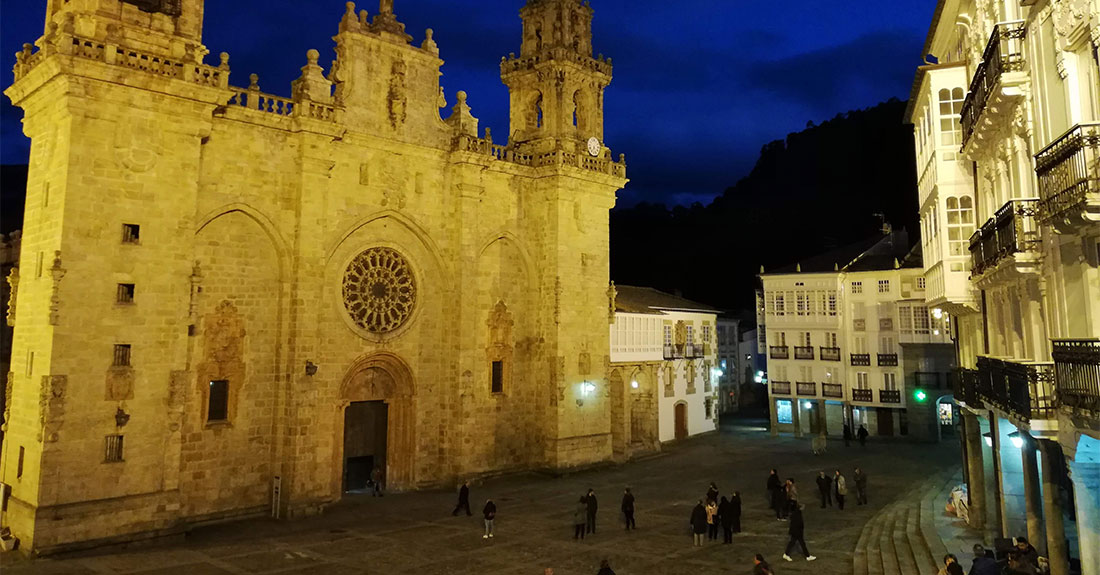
[834,470,847,510]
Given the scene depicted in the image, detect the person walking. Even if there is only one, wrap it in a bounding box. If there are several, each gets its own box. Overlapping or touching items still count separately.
[573,496,588,540]
[834,469,847,510]
[816,471,832,508]
[482,499,496,539]
[767,469,782,516]
[621,487,636,531]
[690,500,708,547]
[730,491,742,533]
[857,424,869,447]
[705,498,719,541]
[370,467,384,497]
[585,488,598,535]
[452,479,472,516]
[854,467,868,505]
[596,559,615,575]
[782,502,817,562]
[718,496,734,543]
[843,422,852,447]
[706,482,719,504]
[752,553,774,575]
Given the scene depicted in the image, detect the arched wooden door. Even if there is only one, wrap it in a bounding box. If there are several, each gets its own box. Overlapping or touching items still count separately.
[674,402,688,440]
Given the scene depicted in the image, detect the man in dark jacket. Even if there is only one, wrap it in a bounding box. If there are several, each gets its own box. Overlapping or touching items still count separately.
[585,488,598,534]
[767,469,783,519]
[452,480,472,516]
[843,423,852,447]
[782,502,816,562]
[690,500,708,546]
[621,487,636,530]
[857,424,869,446]
[1008,537,1039,572]
[854,467,868,505]
[816,471,832,508]
[969,544,999,575]
[718,496,734,543]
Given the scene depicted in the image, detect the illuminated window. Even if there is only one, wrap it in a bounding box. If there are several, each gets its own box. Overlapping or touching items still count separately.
[776,400,793,424]
[938,87,965,161]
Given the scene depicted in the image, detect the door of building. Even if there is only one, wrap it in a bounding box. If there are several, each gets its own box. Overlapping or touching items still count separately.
[343,400,388,493]
[877,407,894,437]
[674,402,688,440]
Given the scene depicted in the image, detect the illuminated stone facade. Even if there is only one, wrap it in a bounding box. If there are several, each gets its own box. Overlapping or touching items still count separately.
[1,0,626,552]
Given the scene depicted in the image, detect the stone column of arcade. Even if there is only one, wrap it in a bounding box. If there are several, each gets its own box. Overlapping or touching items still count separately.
[987,414,1006,541]
[791,398,803,438]
[769,399,779,437]
[1039,439,1069,575]
[962,411,987,532]
[1020,434,1045,555]
[1069,455,1100,575]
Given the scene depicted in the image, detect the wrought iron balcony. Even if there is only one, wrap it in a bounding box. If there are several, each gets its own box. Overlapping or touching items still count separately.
[975,356,1056,421]
[961,21,1027,147]
[953,368,983,408]
[1035,122,1100,231]
[968,199,1040,276]
[771,381,791,395]
[685,343,704,359]
[1051,339,1100,415]
[820,347,841,361]
[663,345,683,360]
[877,353,899,366]
[794,346,815,360]
[796,381,817,396]
[822,383,844,398]
[852,388,873,402]
[850,353,871,366]
[880,389,902,404]
[769,346,789,360]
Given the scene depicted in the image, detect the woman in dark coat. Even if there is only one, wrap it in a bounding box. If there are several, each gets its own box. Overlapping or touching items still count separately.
[690,500,708,547]
[573,496,588,540]
[718,496,734,543]
[730,491,742,533]
[767,469,782,518]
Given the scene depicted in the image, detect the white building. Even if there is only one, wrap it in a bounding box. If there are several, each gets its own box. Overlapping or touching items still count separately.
[907,0,1100,570]
[609,286,719,457]
[760,231,954,440]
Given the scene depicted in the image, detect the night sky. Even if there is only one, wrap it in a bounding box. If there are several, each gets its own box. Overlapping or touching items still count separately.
[0,0,934,206]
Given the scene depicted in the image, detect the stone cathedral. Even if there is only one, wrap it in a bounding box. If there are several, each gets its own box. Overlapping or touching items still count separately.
[2,0,626,552]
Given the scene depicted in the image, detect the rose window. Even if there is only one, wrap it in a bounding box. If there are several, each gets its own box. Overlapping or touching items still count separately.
[342,247,417,334]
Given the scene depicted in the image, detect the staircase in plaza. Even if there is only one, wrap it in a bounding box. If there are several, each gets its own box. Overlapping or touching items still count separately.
[853,468,962,575]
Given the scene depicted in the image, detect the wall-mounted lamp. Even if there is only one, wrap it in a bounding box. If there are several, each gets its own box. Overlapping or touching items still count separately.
[305,361,318,376]
[1007,430,1024,449]
[115,407,131,428]
[983,432,993,448]
[630,380,639,389]
[932,308,944,319]
[803,401,813,410]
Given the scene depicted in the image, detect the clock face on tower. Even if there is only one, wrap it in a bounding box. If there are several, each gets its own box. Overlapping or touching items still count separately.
[587,137,601,157]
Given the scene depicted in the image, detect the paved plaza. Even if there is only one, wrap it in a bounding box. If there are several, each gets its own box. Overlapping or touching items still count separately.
[1,421,957,575]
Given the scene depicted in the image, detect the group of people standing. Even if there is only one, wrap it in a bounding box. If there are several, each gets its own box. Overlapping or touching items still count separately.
[813,467,868,510]
[572,488,602,539]
[689,483,743,545]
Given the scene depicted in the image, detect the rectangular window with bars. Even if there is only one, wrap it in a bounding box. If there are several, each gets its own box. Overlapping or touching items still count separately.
[208,380,229,422]
[116,283,135,304]
[113,344,131,367]
[491,361,504,394]
[851,281,863,294]
[878,280,890,293]
[122,223,141,244]
[104,434,124,463]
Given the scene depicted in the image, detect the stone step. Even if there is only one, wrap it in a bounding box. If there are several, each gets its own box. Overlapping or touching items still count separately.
[907,494,939,575]
[866,503,891,575]
[893,504,919,575]
[853,501,884,575]
[878,501,902,575]
[919,469,958,563]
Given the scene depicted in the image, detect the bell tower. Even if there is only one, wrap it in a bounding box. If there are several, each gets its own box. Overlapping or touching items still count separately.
[42,0,206,60]
[501,0,613,147]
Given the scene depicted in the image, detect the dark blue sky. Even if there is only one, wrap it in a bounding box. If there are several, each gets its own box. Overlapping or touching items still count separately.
[0,0,933,206]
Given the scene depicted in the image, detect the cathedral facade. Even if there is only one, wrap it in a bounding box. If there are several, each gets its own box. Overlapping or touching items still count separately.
[2,0,626,552]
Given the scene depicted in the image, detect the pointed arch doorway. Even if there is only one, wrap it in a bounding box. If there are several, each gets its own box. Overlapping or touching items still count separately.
[334,352,416,496]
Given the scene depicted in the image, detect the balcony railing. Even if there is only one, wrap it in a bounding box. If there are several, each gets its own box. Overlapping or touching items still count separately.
[663,345,683,360]
[880,389,902,404]
[975,356,1057,421]
[822,383,844,398]
[794,346,815,360]
[796,381,817,396]
[969,199,1040,276]
[685,343,704,359]
[1051,339,1100,414]
[851,353,871,366]
[961,21,1027,146]
[1035,122,1100,229]
[820,347,841,361]
[877,353,899,366]
[953,368,983,408]
[852,388,873,402]
[770,346,790,360]
[772,381,791,395]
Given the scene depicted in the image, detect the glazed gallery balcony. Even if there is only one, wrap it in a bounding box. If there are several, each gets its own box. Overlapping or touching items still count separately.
[819,347,841,361]
[663,344,705,360]
[961,20,1027,149]
[794,346,815,360]
[1052,339,1100,415]
[770,345,790,360]
[850,353,871,366]
[1035,122,1100,233]
[975,356,1056,422]
[969,199,1040,278]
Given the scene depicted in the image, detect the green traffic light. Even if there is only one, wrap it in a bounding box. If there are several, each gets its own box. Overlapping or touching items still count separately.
[914,389,927,402]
